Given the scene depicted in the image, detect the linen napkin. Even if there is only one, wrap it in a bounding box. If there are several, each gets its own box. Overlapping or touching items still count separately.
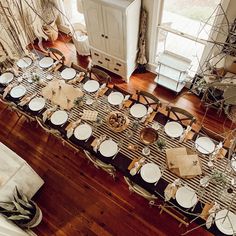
[3,83,17,99]
[66,119,81,138]
[140,106,153,123]
[119,95,130,109]
[205,202,220,229]
[95,83,107,98]
[67,72,85,85]
[179,125,192,142]
[47,60,60,73]
[211,142,224,160]
[129,157,145,176]
[42,105,58,123]
[164,178,181,201]
[144,111,157,125]
[92,134,106,152]
[18,93,37,106]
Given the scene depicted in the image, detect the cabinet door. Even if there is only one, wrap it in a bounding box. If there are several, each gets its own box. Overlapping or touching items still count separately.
[82,0,105,51]
[102,6,124,59]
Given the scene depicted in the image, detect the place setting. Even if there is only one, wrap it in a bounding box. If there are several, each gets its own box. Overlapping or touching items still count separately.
[38,57,54,69]
[27,97,46,114]
[9,84,27,100]
[164,121,184,139]
[60,68,77,81]
[16,57,32,69]
[194,136,216,155]
[73,123,93,143]
[49,109,69,128]
[0,72,14,86]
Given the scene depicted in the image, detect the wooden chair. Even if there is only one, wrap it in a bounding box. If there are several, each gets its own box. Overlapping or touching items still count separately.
[89,66,111,86]
[136,90,161,111]
[83,150,116,178]
[124,176,157,205]
[166,106,196,127]
[71,62,87,74]
[200,125,225,143]
[112,85,132,96]
[47,48,65,65]
[36,117,61,137]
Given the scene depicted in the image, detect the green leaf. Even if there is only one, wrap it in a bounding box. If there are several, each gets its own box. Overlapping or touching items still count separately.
[8,215,30,221]
[12,201,31,215]
[0,202,15,211]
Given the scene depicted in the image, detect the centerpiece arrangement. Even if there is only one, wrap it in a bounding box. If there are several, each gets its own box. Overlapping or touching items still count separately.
[106,111,129,132]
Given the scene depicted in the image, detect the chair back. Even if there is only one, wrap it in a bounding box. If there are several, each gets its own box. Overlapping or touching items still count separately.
[90,67,111,85]
[71,62,87,74]
[112,85,132,96]
[47,48,65,65]
[200,125,225,143]
[137,90,161,111]
[166,106,196,127]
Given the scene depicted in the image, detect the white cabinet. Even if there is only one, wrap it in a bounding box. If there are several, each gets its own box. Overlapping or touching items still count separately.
[82,0,141,82]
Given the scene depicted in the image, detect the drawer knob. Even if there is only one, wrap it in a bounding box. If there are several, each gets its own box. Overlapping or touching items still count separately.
[114,68,119,71]
[98,60,103,64]
[105,58,110,61]
[94,53,99,56]
[101,34,105,37]
[105,35,108,39]
[116,63,121,67]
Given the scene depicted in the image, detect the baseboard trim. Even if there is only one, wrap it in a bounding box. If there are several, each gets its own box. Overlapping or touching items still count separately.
[146,63,157,74]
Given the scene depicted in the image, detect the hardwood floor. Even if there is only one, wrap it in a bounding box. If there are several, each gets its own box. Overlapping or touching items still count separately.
[1,33,233,235]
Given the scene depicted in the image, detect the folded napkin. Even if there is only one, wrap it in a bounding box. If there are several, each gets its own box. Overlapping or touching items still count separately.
[11,66,22,77]
[211,142,224,160]
[164,178,181,201]
[129,157,145,176]
[18,93,37,106]
[67,72,85,85]
[179,125,192,143]
[47,61,60,73]
[95,83,107,98]
[206,202,220,229]
[144,111,157,125]
[66,119,81,138]
[123,99,133,108]
[42,105,58,123]
[119,95,130,109]
[3,83,17,99]
[91,134,106,152]
[141,106,153,123]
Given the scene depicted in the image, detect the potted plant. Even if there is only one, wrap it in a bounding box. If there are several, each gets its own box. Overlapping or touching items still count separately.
[210,170,227,185]
[0,187,42,228]
[156,139,166,152]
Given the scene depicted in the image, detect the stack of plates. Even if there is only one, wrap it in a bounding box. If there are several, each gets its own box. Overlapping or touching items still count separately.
[39,57,54,68]
[50,110,68,126]
[195,136,215,154]
[176,186,198,208]
[99,140,118,157]
[74,123,92,141]
[130,104,147,118]
[0,72,14,85]
[164,121,183,138]
[10,85,27,98]
[61,68,76,80]
[17,57,32,68]
[28,97,46,112]
[83,80,100,93]
[108,92,124,105]
[140,163,161,183]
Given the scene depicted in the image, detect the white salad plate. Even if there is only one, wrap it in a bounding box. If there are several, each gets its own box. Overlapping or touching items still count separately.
[39,57,54,68]
[140,163,161,183]
[195,136,215,154]
[164,121,184,138]
[50,110,68,126]
[99,140,118,157]
[215,209,236,235]
[10,85,27,98]
[28,97,46,111]
[176,186,198,208]
[83,80,100,93]
[130,104,147,118]
[61,68,76,80]
[108,92,124,105]
[17,57,32,68]
[74,123,92,141]
[0,72,14,84]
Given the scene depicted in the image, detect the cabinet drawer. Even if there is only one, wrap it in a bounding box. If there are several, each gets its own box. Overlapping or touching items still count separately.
[91,50,106,67]
[109,60,126,76]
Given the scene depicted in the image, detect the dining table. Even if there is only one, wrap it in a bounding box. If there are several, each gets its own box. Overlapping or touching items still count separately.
[0,50,236,235]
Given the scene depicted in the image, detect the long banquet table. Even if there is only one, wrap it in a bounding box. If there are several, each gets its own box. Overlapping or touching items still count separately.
[0,52,235,235]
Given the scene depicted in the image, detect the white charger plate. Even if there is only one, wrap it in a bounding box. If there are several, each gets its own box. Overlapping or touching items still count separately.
[0,72,14,84]
[10,85,27,98]
[164,121,183,138]
[130,104,147,118]
[195,136,215,154]
[74,123,92,141]
[39,57,54,68]
[28,97,46,111]
[215,209,236,235]
[50,110,68,126]
[176,186,198,208]
[140,163,161,183]
[16,57,32,68]
[61,68,76,80]
[108,92,124,105]
[83,80,100,93]
[99,140,118,157]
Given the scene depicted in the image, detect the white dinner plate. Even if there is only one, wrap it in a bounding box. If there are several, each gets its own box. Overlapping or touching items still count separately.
[164,121,184,138]
[176,186,198,208]
[130,104,147,118]
[195,136,215,154]
[0,72,14,84]
[108,92,124,105]
[10,85,27,98]
[28,97,46,111]
[140,163,161,183]
[16,57,32,68]
[39,57,54,68]
[74,123,92,141]
[215,209,236,235]
[83,80,100,93]
[99,140,118,157]
[50,110,68,126]
[61,68,76,80]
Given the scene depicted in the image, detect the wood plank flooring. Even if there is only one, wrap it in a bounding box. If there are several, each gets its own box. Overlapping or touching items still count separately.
[1,33,233,235]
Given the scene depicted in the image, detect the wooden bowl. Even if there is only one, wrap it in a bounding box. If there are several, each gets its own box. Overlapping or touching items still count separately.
[106,111,129,132]
[140,127,158,145]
